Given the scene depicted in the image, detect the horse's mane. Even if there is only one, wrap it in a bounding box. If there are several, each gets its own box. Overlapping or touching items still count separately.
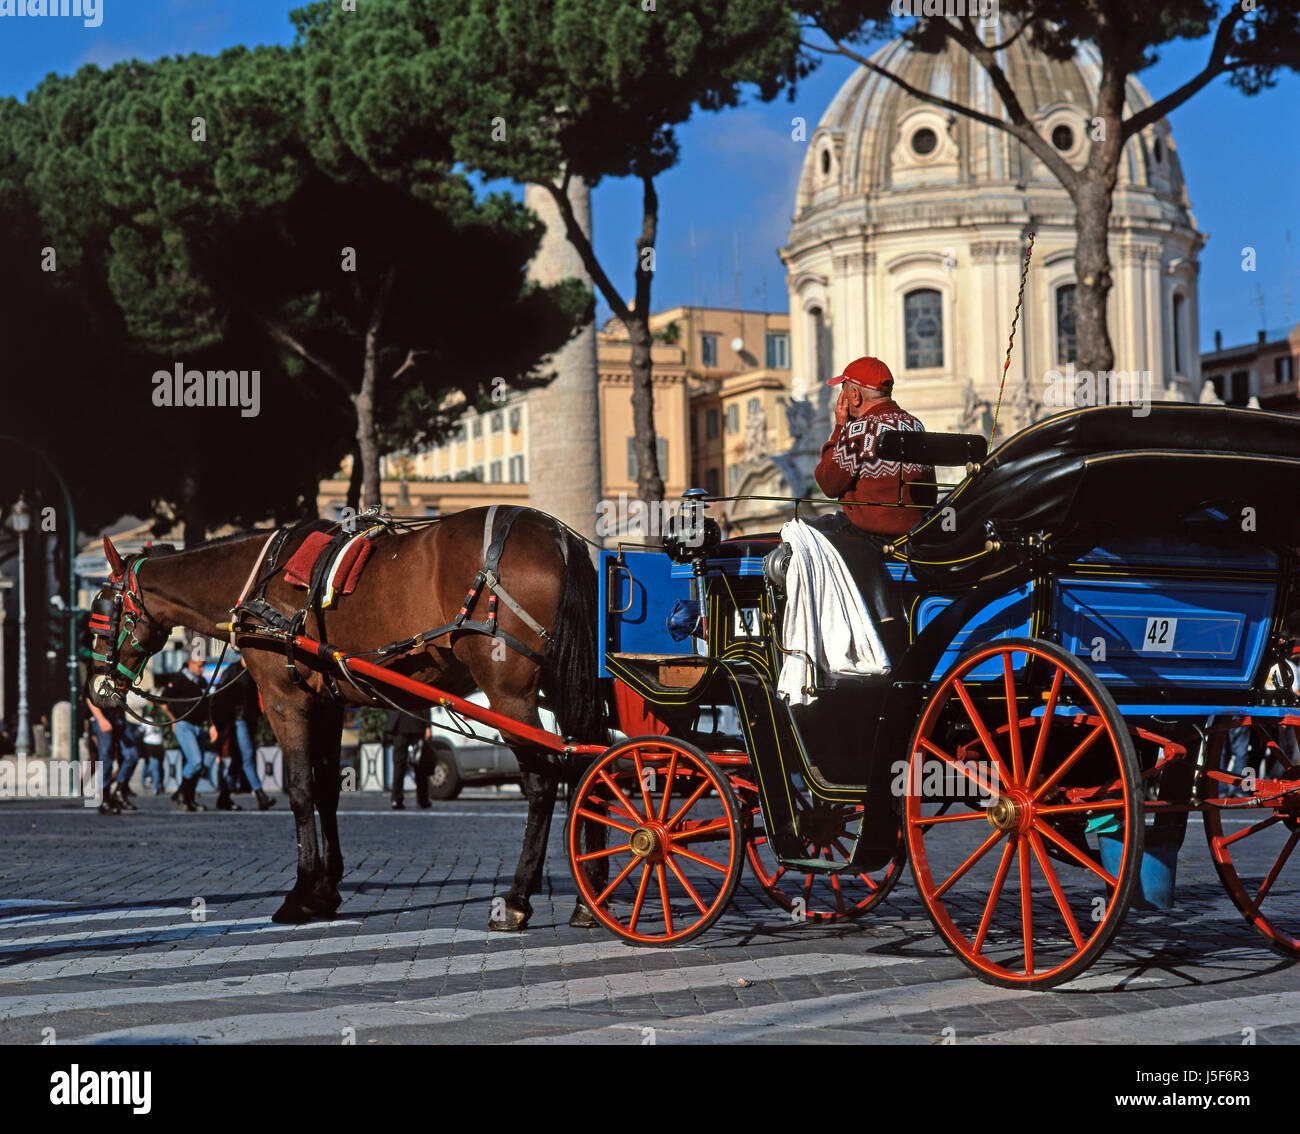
[142,519,330,559]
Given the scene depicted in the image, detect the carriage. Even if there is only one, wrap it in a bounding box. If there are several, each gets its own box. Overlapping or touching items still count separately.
[562,403,1300,989]
[87,402,1300,990]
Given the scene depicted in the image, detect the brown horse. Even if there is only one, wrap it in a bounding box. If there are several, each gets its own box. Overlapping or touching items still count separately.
[87,507,605,929]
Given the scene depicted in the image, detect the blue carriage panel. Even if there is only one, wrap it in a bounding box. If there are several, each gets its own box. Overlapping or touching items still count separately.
[1072,536,1279,572]
[598,550,695,678]
[1053,577,1275,688]
[915,583,1036,679]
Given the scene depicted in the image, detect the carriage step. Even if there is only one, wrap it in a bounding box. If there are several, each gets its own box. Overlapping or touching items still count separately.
[781,858,856,875]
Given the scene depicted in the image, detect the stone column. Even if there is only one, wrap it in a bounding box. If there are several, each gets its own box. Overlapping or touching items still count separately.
[525,178,603,545]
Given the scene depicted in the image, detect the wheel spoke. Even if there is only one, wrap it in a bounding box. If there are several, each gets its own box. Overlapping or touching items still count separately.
[576,807,636,835]
[633,751,654,818]
[627,862,652,933]
[656,863,674,937]
[665,853,708,913]
[1018,835,1033,976]
[1036,799,1126,816]
[1218,814,1283,848]
[934,827,1004,899]
[665,778,711,829]
[953,680,1015,790]
[576,842,632,862]
[1253,829,1300,910]
[1034,819,1116,887]
[973,837,1016,956]
[912,808,990,827]
[1031,722,1106,801]
[1003,653,1026,786]
[1026,666,1064,792]
[598,770,646,825]
[672,844,730,873]
[657,749,679,822]
[1028,829,1085,949]
[919,738,1001,797]
[596,854,643,906]
[669,817,731,841]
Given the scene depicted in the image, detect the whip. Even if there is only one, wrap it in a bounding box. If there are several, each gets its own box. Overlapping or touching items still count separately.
[989,230,1035,445]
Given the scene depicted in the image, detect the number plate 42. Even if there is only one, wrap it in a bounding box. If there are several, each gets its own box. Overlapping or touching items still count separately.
[1142,616,1177,653]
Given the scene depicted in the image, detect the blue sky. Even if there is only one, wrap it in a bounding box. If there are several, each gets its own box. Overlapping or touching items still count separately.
[1,0,1296,353]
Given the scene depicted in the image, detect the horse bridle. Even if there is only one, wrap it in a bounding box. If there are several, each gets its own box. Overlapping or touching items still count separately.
[88,554,166,694]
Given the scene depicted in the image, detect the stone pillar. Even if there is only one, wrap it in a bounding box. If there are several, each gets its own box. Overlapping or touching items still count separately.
[51,700,70,760]
[525,178,603,545]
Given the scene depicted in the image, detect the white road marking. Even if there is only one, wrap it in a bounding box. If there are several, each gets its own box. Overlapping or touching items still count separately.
[0,915,358,953]
[72,952,923,1043]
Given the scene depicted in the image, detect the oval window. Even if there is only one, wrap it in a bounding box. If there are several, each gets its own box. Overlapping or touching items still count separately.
[1051,124,1074,152]
[911,127,938,156]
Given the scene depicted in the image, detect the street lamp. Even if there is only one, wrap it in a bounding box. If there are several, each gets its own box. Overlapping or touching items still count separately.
[7,495,31,758]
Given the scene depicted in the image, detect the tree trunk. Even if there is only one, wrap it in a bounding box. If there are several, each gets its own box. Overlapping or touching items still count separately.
[630,175,663,506]
[1072,64,1126,401]
[345,444,363,512]
[355,265,399,510]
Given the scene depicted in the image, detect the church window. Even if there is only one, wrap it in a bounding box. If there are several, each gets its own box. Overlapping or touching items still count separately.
[1051,124,1075,152]
[1056,285,1078,366]
[820,149,831,175]
[904,289,943,369]
[910,127,937,156]
[1153,138,1164,163]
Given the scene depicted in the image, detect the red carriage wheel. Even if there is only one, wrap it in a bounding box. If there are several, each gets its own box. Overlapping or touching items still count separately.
[1204,715,1300,955]
[566,737,743,946]
[743,792,905,920]
[904,637,1142,989]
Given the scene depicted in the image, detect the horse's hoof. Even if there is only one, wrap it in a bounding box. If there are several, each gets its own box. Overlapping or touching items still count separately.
[488,905,530,932]
[312,889,343,916]
[568,903,600,929]
[271,898,314,924]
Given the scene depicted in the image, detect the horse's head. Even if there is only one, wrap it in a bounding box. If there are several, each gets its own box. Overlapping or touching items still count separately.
[87,536,170,709]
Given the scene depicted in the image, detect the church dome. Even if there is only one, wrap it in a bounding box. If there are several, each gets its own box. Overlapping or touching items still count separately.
[792,25,1191,225]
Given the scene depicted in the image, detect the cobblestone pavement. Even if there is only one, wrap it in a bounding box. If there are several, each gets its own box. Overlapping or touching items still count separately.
[0,791,1296,1045]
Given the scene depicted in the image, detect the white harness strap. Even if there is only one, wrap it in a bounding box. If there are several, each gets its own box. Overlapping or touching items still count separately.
[230,529,282,647]
[322,524,385,608]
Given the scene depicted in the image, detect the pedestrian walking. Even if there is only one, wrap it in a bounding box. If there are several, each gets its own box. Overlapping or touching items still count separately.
[384,708,431,810]
[211,657,276,811]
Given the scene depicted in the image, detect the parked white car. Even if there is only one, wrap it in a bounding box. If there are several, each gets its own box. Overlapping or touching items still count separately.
[422,692,561,801]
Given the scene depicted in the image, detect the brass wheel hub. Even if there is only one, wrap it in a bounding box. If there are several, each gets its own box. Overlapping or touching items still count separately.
[986,797,1020,832]
[630,826,660,858]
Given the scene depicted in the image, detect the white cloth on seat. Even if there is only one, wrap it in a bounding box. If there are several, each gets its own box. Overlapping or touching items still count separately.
[776,519,888,707]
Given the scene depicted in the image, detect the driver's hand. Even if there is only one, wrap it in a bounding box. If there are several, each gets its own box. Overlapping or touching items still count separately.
[834,387,850,428]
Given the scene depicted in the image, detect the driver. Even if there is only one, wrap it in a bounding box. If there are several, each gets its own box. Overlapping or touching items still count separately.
[812,356,935,661]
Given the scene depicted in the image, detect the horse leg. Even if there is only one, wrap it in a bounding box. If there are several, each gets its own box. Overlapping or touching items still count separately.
[309,702,346,900]
[489,746,560,931]
[262,693,332,924]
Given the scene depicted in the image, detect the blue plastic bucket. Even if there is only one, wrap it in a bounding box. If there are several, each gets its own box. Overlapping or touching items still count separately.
[1097,828,1180,910]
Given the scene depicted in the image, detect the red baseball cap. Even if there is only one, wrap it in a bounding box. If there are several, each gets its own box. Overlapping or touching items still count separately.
[828,356,894,389]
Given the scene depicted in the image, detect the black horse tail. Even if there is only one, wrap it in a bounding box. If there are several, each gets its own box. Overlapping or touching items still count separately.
[543,527,608,753]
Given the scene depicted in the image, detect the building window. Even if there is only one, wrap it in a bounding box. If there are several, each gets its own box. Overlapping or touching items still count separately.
[1229,370,1249,405]
[903,289,943,369]
[472,417,483,439]
[508,455,525,483]
[455,423,468,442]
[705,467,720,497]
[1172,293,1186,374]
[706,408,720,439]
[489,460,503,483]
[747,397,761,417]
[765,332,790,369]
[1051,124,1074,152]
[690,414,698,446]
[911,127,937,156]
[725,405,739,434]
[490,412,503,434]
[626,436,668,480]
[474,465,484,481]
[727,463,742,493]
[1056,285,1078,366]
[701,333,719,368]
[1276,356,1293,385]
[508,407,521,431]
